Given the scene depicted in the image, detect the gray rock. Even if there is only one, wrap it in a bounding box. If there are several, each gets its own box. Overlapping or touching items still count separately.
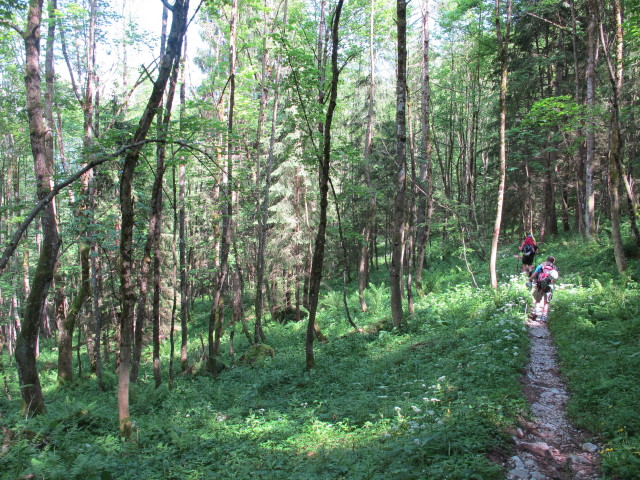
[510,467,530,479]
[582,442,598,453]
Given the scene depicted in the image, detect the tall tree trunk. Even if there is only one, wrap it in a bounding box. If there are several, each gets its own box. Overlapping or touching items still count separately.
[209,0,237,374]
[414,0,433,290]
[57,0,96,383]
[601,0,627,272]
[306,0,344,370]
[584,0,598,238]
[359,0,376,312]
[253,0,271,345]
[153,5,180,388]
[255,0,288,344]
[48,0,69,374]
[179,162,189,370]
[570,0,586,234]
[390,0,407,327]
[15,0,62,416]
[406,92,417,315]
[89,178,104,389]
[118,0,189,439]
[489,0,511,290]
[131,6,170,384]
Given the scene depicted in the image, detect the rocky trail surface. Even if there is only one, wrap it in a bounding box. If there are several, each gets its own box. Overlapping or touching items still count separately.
[504,317,601,480]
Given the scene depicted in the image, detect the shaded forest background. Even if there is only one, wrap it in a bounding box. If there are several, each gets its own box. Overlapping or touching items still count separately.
[0,0,639,475]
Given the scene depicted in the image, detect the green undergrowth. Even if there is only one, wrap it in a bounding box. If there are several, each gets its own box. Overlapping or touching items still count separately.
[530,233,640,479]
[551,280,640,479]
[1,234,638,479]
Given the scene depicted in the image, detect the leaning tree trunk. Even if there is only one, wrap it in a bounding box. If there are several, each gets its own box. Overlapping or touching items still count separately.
[118,0,189,440]
[489,0,511,290]
[14,0,62,416]
[390,0,408,327]
[305,0,344,370]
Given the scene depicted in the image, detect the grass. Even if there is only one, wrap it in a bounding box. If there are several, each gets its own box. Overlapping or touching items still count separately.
[1,233,639,479]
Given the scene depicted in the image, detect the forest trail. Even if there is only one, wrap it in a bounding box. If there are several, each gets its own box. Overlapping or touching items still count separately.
[504,317,601,480]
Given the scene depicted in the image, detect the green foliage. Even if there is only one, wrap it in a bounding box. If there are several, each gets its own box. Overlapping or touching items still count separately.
[551,282,640,478]
[2,234,640,478]
[0,247,528,479]
[0,0,25,20]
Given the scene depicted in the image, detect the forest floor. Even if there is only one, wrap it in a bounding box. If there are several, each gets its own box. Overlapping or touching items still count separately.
[504,315,601,480]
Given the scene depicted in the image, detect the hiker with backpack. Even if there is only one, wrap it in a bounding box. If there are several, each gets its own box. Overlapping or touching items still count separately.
[519,234,538,274]
[528,256,558,323]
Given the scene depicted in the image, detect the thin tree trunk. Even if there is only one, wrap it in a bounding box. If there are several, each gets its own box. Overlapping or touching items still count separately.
[306,0,344,370]
[584,0,598,238]
[118,0,188,439]
[570,0,586,234]
[489,0,511,290]
[406,90,417,315]
[179,162,189,370]
[600,0,627,272]
[415,0,433,290]
[47,0,69,372]
[152,5,183,389]
[131,6,170,384]
[89,179,103,390]
[253,0,271,346]
[255,0,288,344]
[57,243,89,382]
[170,165,178,389]
[359,0,376,312]
[208,0,237,375]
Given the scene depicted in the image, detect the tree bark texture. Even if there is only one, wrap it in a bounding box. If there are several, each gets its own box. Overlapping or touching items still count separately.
[15,0,62,416]
[390,0,407,327]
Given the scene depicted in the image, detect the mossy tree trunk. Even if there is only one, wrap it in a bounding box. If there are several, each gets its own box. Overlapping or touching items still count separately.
[15,0,61,416]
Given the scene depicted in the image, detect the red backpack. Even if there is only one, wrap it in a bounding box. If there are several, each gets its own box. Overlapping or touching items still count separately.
[537,263,557,292]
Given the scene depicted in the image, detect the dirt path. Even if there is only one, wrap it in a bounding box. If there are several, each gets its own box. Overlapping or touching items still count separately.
[505,317,601,480]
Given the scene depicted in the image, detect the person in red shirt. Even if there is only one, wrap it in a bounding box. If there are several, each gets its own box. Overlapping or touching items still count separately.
[519,234,538,275]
